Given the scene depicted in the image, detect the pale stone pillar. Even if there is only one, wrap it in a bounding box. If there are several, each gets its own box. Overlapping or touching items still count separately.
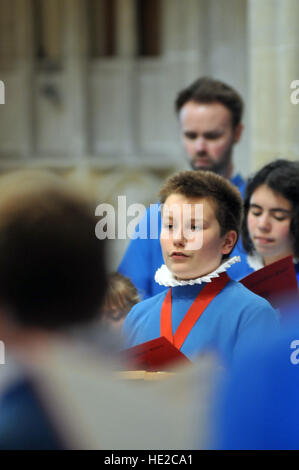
[63,0,88,156]
[39,0,62,62]
[116,0,136,56]
[0,0,34,159]
[0,0,16,67]
[248,0,299,171]
[206,0,249,178]
[162,0,207,80]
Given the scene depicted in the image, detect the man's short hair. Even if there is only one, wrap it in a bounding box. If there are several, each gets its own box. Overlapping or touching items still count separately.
[175,76,244,129]
[0,170,107,330]
[159,170,243,258]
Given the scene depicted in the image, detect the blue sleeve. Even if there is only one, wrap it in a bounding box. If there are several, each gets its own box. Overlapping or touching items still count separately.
[230,173,247,199]
[121,307,136,348]
[118,204,162,299]
[233,300,280,364]
[216,355,274,450]
[216,328,299,450]
[121,301,149,349]
[226,240,253,281]
[118,238,152,300]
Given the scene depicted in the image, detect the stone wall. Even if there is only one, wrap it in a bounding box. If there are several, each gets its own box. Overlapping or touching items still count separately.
[248,0,299,170]
[5,1,297,269]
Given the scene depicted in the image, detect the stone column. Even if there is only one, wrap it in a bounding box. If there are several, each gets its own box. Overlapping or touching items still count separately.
[39,0,62,62]
[206,0,249,178]
[162,0,207,81]
[248,0,299,171]
[116,0,136,57]
[63,0,88,156]
[0,0,16,67]
[0,0,34,160]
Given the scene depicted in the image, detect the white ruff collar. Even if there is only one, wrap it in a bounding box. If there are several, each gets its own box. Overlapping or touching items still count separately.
[247,252,264,271]
[154,256,240,287]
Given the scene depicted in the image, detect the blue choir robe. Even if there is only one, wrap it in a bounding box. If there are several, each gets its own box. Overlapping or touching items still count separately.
[118,174,246,300]
[122,276,279,367]
[216,310,299,450]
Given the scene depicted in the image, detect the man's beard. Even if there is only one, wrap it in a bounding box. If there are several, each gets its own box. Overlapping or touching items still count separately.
[189,149,233,177]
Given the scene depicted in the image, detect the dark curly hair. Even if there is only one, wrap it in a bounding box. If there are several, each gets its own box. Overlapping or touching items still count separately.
[242,159,299,258]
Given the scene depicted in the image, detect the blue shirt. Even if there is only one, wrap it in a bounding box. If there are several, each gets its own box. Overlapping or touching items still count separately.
[118,174,247,299]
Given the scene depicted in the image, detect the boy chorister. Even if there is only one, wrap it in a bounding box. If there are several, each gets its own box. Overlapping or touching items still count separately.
[122,171,279,366]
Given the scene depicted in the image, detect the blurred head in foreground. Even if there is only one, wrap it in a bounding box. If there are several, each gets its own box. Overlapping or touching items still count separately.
[0,169,107,352]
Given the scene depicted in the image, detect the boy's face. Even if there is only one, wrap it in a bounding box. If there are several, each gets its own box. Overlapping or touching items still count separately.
[160,193,236,280]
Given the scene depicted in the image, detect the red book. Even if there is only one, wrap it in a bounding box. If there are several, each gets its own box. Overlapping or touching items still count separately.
[122,336,191,372]
[240,255,298,307]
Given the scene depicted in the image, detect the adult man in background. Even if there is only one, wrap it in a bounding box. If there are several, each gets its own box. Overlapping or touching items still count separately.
[176,76,244,192]
[118,77,246,299]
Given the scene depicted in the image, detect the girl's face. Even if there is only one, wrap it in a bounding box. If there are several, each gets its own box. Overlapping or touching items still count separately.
[247,184,294,264]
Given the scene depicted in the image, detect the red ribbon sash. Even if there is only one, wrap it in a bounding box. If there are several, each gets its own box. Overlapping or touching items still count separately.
[160,272,230,350]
